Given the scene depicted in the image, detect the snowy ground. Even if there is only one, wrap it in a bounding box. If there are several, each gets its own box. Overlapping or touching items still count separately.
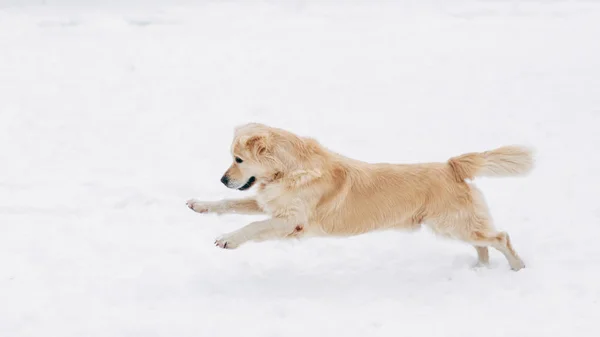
[1,1,600,336]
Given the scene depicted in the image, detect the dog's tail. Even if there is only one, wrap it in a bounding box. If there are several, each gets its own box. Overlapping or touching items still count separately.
[448,145,534,181]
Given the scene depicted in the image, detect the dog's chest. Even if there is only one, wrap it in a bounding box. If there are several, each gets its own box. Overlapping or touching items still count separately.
[255,183,295,216]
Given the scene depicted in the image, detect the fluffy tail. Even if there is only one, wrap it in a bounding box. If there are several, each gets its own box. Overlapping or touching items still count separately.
[448,145,534,181]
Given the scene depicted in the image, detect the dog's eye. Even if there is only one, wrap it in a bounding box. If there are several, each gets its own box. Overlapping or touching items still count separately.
[235,157,243,164]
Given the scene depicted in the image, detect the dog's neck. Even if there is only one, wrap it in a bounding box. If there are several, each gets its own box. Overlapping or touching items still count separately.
[262,168,323,189]
[260,138,333,189]
[270,171,283,182]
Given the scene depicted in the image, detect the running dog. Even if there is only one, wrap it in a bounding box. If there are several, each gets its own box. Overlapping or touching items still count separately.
[187,123,533,270]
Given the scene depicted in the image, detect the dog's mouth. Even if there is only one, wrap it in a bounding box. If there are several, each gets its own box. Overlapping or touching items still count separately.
[238,176,256,191]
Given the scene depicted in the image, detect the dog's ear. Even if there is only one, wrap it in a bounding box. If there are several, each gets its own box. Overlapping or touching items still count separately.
[244,134,269,156]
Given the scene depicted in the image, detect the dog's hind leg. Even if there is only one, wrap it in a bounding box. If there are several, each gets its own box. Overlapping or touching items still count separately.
[474,246,489,266]
[468,230,524,271]
[427,186,525,271]
[429,213,524,271]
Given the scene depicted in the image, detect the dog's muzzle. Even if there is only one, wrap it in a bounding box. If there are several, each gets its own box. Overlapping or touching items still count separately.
[237,176,256,191]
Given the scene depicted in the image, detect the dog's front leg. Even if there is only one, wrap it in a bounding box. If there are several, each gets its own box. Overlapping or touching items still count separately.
[214,218,301,249]
[186,197,264,215]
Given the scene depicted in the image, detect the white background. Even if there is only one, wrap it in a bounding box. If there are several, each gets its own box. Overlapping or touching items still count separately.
[1,1,599,336]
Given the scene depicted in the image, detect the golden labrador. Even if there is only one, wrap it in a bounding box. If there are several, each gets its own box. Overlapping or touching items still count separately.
[187,123,533,270]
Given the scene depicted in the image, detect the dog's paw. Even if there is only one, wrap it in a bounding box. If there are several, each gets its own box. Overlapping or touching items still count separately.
[472,261,490,270]
[186,199,212,213]
[214,234,240,249]
[510,259,526,271]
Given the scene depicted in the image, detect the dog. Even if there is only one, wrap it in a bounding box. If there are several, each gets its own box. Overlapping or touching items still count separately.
[187,123,533,271]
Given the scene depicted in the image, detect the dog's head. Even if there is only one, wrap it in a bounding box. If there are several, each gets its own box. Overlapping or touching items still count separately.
[220,123,279,190]
[220,123,315,191]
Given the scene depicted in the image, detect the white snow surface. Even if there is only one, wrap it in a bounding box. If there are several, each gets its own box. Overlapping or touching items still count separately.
[1,1,600,336]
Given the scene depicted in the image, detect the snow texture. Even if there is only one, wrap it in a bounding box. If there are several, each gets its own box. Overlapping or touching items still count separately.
[1,1,599,336]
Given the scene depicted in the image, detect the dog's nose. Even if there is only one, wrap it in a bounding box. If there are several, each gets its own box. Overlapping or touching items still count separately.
[220,175,229,186]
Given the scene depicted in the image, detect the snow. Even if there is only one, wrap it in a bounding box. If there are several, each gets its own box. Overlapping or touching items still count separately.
[1,1,599,336]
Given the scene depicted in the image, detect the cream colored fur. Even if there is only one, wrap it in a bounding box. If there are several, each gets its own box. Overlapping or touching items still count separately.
[187,123,534,271]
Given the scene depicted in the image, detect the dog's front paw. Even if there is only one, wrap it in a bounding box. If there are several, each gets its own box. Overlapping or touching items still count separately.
[186,199,213,214]
[214,234,241,249]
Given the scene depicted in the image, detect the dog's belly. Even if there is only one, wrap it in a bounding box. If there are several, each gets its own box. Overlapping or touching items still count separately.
[313,186,429,236]
[314,209,422,236]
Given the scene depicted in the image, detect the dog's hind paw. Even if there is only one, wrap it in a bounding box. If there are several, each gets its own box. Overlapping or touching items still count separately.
[510,259,526,271]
